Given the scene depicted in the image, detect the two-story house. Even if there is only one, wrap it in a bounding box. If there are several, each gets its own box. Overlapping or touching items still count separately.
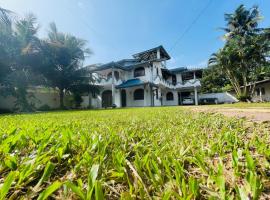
[88,46,202,108]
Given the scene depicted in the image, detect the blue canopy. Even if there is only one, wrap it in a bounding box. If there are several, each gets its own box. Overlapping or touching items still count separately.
[116,79,145,89]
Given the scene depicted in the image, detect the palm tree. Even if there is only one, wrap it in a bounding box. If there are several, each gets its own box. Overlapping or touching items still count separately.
[209,5,269,101]
[0,10,42,111]
[223,4,262,39]
[39,23,95,108]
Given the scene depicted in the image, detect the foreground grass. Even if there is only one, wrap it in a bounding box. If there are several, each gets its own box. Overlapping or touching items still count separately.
[0,107,270,199]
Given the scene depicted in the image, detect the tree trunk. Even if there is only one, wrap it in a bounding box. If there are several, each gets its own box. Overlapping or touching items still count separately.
[59,89,64,109]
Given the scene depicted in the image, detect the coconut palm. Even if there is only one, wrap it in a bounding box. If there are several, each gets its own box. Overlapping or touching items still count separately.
[223,4,262,39]
[39,23,96,108]
[210,5,270,101]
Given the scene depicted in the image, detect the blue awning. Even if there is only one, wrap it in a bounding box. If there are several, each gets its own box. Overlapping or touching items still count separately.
[116,79,145,89]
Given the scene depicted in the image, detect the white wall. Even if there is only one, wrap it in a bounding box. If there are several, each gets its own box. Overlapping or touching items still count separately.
[162,90,178,106]
[199,92,238,103]
[0,90,61,110]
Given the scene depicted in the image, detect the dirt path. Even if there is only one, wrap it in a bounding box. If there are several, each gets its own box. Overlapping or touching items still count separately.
[190,106,270,122]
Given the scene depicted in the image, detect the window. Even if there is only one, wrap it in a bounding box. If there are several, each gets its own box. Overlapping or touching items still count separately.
[134,89,144,100]
[256,88,260,96]
[172,75,177,85]
[261,87,265,95]
[134,67,145,77]
[166,92,174,101]
[156,89,159,99]
[107,71,119,80]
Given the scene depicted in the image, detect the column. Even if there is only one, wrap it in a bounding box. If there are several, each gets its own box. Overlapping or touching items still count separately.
[194,87,198,106]
[112,66,115,105]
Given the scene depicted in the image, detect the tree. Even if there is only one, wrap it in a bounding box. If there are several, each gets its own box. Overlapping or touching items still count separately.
[39,23,97,108]
[201,65,231,93]
[0,11,42,111]
[209,5,270,101]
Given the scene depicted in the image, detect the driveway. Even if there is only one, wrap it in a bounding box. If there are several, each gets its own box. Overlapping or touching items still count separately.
[189,106,270,122]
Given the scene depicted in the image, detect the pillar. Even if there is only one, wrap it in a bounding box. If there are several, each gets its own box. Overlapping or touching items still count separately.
[194,87,198,105]
[112,66,115,105]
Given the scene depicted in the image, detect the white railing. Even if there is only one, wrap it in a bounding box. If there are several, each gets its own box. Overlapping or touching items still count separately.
[96,78,123,86]
[154,76,201,89]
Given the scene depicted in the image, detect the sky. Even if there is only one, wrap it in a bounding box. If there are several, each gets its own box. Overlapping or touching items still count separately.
[1,0,270,69]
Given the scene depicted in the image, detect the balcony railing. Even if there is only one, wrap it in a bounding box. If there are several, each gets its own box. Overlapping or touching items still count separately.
[154,76,201,89]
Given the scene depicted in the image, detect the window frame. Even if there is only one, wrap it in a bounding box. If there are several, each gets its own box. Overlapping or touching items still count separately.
[134,89,144,100]
[166,92,174,101]
[134,67,145,78]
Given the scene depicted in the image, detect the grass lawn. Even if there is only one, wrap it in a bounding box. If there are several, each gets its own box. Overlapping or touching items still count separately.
[0,107,269,199]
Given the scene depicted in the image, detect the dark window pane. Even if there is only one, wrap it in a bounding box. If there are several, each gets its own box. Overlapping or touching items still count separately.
[261,87,265,95]
[134,89,144,100]
[166,92,174,101]
[134,67,145,77]
[256,88,260,96]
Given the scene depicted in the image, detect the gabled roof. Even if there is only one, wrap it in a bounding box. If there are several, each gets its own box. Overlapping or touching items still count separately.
[132,45,171,60]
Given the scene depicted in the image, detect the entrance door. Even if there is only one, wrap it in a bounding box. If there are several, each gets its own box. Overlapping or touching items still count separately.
[121,89,127,107]
[102,90,112,108]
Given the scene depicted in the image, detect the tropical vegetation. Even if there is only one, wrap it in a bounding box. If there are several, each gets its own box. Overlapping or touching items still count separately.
[0,7,97,111]
[208,5,270,100]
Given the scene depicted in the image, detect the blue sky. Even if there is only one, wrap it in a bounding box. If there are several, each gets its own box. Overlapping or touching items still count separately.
[1,0,270,68]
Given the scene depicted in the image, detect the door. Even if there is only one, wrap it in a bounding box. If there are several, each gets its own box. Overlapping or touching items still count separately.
[102,90,112,108]
[121,89,127,107]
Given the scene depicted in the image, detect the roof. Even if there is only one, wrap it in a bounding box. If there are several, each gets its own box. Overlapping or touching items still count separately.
[115,78,145,89]
[132,45,171,60]
[169,67,188,73]
[243,79,270,87]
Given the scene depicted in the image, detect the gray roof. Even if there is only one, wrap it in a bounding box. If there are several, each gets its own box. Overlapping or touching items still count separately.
[132,45,171,60]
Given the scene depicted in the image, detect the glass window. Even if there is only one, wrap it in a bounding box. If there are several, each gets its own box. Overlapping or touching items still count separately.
[166,92,174,101]
[261,87,265,95]
[134,89,144,100]
[134,67,145,77]
[256,88,260,96]
[107,71,119,80]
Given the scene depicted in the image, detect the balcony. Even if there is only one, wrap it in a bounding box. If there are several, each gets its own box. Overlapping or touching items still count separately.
[96,77,123,86]
[153,76,201,89]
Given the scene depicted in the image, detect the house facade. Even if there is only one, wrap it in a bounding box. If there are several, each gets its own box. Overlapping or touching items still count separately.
[89,46,202,108]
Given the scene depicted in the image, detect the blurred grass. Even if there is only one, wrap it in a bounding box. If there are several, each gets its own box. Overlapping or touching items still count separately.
[0,107,269,199]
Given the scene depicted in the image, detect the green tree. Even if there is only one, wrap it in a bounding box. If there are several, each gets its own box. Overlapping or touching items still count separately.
[0,10,42,111]
[209,5,270,101]
[201,65,231,93]
[39,23,98,108]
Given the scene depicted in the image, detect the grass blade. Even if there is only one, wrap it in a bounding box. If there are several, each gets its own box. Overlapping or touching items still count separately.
[37,181,62,200]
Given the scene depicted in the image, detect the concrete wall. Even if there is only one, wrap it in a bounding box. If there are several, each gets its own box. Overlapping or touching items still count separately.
[0,88,96,111]
[0,90,61,110]
[199,92,238,103]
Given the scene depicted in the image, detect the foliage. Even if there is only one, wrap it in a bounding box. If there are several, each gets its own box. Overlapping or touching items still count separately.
[0,107,269,199]
[0,8,98,111]
[201,65,231,93]
[209,5,270,101]
[37,23,97,108]
[0,11,43,111]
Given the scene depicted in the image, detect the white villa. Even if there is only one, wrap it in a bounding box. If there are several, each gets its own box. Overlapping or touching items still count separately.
[88,46,202,108]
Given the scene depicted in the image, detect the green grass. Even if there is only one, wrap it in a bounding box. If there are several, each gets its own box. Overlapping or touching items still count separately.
[0,107,270,199]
